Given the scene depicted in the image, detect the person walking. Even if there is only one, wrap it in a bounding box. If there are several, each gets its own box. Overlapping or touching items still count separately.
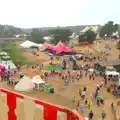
[96,95,101,107]
[81,90,85,100]
[89,74,92,80]
[87,99,92,109]
[80,104,84,113]
[100,97,105,107]
[84,98,88,107]
[88,110,94,120]
[104,77,107,88]
[111,103,114,112]
[101,111,106,120]
[76,100,80,110]
[83,86,87,92]
[79,87,82,97]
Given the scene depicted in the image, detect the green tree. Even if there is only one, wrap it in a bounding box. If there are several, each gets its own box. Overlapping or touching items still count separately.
[99,21,118,37]
[79,29,96,44]
[4,43,29,65]
[0,25,24,37]
[118,25,120,36]
[28,28,44,43]
[49,28,72,44]
[114,65,120,72]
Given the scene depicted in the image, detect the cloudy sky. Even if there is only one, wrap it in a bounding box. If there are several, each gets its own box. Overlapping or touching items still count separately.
[0,0,119,28]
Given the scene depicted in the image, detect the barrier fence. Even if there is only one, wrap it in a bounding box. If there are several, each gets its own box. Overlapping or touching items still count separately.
[0,88,84,120]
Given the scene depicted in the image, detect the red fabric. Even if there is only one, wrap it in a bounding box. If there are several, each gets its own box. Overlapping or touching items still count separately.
[0,65,5,73]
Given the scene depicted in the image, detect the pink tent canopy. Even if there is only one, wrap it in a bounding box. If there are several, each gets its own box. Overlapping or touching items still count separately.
[47,44,75,54]
[47,45,53,49]
[0,65,5,73]
[47,45,56,51]
[55,45,73,54]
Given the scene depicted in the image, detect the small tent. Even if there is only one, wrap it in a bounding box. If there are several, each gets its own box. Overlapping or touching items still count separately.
[0,65,5,74]
[55,45,73,55]
[38,44,43,48]
[32,75,45,84]
[46,44,75,55]
[20,40,39,48]
[14,76,35,91]
[39,41,49,51]
[105,71,119,76]
[0,60,16,69]
[56,41,64,47]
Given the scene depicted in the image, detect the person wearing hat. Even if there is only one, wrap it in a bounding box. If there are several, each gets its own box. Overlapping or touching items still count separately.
[100,97,105,107]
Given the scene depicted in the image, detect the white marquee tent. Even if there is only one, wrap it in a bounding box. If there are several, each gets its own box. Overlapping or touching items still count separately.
[20,40,41,48]
[105,71,119,76]
[0,60,16,69]
[14,76,35,92]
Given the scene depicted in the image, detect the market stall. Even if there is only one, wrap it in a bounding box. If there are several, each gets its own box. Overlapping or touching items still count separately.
[105,71,119,76]
[105,71,119,81]
[32,76,45,91]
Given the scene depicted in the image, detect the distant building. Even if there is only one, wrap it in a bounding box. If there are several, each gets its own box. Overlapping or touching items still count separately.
[80,26,99,34]
[111,31,119,39]
[43,36,53,41]
[14,34,27,38]
[69,33,79,45]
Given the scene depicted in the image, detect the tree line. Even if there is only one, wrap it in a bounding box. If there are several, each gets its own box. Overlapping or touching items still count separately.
[0,25,24,37]
[27,21,120,44]
[0,21,120,44]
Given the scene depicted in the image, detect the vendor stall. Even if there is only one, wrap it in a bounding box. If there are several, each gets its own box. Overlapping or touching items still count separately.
[105,71,119,76]
[32,76,45,90]
[0,65,5,73]
[105,71,119,81]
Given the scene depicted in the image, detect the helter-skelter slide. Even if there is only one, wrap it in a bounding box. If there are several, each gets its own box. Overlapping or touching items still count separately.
[82,41,100,54]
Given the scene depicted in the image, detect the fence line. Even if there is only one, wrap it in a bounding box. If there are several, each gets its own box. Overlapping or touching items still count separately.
[0,88,84,120]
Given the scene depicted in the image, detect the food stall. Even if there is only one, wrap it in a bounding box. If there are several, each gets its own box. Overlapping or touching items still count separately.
[105,71,119,80]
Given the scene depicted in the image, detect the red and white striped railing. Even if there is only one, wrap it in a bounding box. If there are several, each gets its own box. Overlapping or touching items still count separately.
[0,88,84,120]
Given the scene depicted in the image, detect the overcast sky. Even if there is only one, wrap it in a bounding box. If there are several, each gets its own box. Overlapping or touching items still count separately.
[0,0,120,28]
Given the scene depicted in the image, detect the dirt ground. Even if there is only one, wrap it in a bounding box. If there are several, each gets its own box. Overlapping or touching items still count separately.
[0,40,120,119]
